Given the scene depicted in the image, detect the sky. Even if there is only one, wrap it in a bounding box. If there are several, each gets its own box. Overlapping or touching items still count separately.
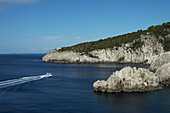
[0,0,170,54]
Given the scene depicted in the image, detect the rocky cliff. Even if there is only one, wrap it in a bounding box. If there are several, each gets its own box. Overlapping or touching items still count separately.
[93,52,170,93]
[43,22,170,63]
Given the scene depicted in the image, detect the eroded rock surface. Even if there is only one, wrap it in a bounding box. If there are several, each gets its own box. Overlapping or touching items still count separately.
[156,63,170,85]
[43,35,164,63]
[149,52,170,72]
[93,67,161,93]
[93,52,170,93]
[42,51,98,63]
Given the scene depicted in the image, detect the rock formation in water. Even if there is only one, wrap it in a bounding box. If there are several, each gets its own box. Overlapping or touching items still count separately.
[43,22,170,64]
[93,52,170,93]
[93,67,161,93]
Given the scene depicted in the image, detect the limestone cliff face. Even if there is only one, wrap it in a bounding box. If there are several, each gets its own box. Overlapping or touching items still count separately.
[93,52,170,93]
[149,52,170,72]
[90,35,164,63]
[93,67,161,93]
[42,51,98,63]
[42,34,166,63]
[155,63,170,85]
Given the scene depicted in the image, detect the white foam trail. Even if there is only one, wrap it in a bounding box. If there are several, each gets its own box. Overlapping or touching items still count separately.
[0,74,51,89]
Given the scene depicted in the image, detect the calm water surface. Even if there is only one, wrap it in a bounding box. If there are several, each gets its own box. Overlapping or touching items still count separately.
[0,54,169,113]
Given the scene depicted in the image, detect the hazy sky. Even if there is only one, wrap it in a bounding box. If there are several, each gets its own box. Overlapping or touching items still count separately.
[0,0,170,53]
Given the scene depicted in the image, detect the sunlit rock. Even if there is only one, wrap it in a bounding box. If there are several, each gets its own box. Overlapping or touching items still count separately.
[149,52,170,72]
[43,35,164,64]
[93,67,162,93]
[156,63,170,85]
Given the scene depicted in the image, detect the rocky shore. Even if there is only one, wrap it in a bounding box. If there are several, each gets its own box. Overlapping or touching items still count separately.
[42,35,165,63]
[42,22,170,93]
[93,52,170,93]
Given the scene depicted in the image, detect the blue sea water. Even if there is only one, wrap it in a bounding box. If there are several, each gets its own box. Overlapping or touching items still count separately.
[0,54,169,113]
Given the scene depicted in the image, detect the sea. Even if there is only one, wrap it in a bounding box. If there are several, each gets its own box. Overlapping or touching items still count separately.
[0,54,169,113]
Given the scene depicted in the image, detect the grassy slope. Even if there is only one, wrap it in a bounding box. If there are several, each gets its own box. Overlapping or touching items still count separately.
[57,22,170,53]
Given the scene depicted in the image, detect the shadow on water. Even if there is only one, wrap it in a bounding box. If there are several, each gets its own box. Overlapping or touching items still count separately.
[93,91,151,113]
[93,86,170,113]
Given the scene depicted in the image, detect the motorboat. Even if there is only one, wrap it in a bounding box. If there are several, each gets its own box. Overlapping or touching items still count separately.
[40,73,52,78]
[46,73,52,77]
[45,73,52,77]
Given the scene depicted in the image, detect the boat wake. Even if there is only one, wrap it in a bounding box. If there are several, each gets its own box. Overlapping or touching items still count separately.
[0,73,52,89]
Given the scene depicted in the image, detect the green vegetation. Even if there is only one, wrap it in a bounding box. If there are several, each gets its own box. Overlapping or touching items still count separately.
[57,22,170,53]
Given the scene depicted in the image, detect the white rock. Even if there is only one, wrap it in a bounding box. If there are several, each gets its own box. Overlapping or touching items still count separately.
[150,52,170,72]
[155,63,170,85]
[93,67,161,93]
[93,80,107,92]
[43,35,164,64]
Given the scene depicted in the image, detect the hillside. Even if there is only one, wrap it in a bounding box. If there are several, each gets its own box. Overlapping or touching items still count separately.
[43,22,170,63]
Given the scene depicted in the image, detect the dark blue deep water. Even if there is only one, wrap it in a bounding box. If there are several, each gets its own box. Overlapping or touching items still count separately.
[0,54,169,113]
